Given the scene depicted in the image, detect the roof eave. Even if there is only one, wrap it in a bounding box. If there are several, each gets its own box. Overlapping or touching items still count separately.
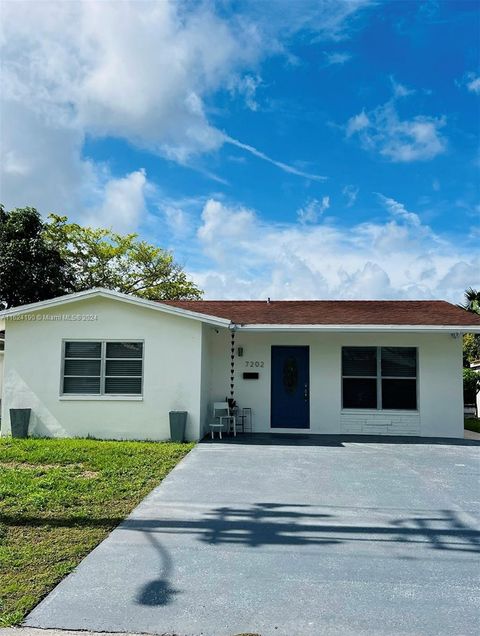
[234,323,480,333]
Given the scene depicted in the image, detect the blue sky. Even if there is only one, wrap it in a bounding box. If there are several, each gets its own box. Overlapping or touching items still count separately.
[1,0,479,301]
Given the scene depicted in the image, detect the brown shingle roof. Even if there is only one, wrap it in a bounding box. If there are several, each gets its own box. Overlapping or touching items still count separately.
[162,300,480,327]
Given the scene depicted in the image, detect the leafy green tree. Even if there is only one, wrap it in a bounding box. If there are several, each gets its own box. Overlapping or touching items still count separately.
[463,333,480,366]
[44,215,202,300]
[0,206,72,309]
[460,288,480,366]
[463,368,480,405]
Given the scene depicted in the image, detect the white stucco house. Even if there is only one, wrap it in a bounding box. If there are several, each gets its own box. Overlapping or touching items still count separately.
[1,288,480,441]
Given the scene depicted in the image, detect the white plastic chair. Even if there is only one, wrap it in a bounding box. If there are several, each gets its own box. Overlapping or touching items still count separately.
[209,402,236,439]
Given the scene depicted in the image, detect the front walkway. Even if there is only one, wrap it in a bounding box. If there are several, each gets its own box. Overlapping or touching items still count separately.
[25,438,480,636]
[465,428,480,440]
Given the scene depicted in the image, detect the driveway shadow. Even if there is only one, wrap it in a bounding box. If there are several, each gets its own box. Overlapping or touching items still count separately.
[135,531,180,606]
[124,503,480,556]
[201,433,480,447]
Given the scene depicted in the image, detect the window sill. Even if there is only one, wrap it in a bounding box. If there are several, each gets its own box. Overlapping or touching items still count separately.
[59,395,143,401]
[341,409,419,415]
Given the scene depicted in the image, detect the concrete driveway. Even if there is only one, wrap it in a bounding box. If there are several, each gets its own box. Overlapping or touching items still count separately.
[26,436,480,636]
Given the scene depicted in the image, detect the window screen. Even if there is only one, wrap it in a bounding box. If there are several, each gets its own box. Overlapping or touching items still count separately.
[343,378,377,409]
[342,347,378,409]
[342,346,417,410]
[381,347,417,409]
[381,347,416,378]
[381,379,417,410]
[63,342,101,394]
[62,341,143,395]
[105,342,143,395]
[342,347,377,376]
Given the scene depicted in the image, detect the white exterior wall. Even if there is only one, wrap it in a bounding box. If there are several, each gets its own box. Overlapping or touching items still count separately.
[207,329,464,438]
[0,318,4,410]
[199,323,214,438]
[0,352,4,409]
[1,297,203,441]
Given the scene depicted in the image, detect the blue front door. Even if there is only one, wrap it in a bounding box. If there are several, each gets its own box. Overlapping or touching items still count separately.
[271,346,310,429]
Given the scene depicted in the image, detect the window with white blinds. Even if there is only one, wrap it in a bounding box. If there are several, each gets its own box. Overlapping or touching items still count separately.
[342,346,417,410]
[62,341,143,395]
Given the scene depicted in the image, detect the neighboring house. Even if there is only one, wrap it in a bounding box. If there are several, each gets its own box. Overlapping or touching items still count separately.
[1,288,480,441]
[469,360,480,417]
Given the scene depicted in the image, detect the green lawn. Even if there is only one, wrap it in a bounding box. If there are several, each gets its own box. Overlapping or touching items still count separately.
[465,417,480,433]
[0,437,193,627]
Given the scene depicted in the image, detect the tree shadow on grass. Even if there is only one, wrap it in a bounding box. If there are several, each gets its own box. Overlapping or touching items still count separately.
[4,504,479,557]
[0,515,125,528]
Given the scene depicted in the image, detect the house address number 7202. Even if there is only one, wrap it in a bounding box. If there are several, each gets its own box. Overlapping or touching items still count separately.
[245,360,264,368]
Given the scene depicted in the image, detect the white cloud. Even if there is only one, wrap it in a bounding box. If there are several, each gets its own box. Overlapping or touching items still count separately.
[75,1,258,160]
[466,76,480,95]
[342,185,359,207]
[248,0,373,42]
[186,197,479,302]
[197,199,257,265]
[0,1,250,218]
[2,0,254,217]
[162,206,193,239]
[376,193,421,227]
[338,262,392,299]
[457,72,480,95]
[297,197,330,223]
[0,99,98,216]
[346,111,370,136]
[390,78,414,98]
[2,0,370,218]
[85,170,148,234]
[324,51,352,65]
[345,88,447,162]
[0,97,151,232]
[225,136,327,181]
[230,74,263,111]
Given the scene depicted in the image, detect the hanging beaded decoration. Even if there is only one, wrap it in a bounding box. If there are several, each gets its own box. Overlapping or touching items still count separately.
[230,329,235,399]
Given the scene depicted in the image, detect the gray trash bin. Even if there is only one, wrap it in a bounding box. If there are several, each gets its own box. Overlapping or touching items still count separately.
[169,411,187,442]
[10,408,31,438]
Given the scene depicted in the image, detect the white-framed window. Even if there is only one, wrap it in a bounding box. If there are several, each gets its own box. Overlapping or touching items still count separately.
[62,340,143,396]
[342,346,417,410]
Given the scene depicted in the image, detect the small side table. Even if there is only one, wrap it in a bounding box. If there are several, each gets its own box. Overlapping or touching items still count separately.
[236,407,252,433]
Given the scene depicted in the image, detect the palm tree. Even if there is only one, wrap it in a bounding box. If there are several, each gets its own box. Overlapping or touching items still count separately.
[461,288,480,315]
[460,288,480,367]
